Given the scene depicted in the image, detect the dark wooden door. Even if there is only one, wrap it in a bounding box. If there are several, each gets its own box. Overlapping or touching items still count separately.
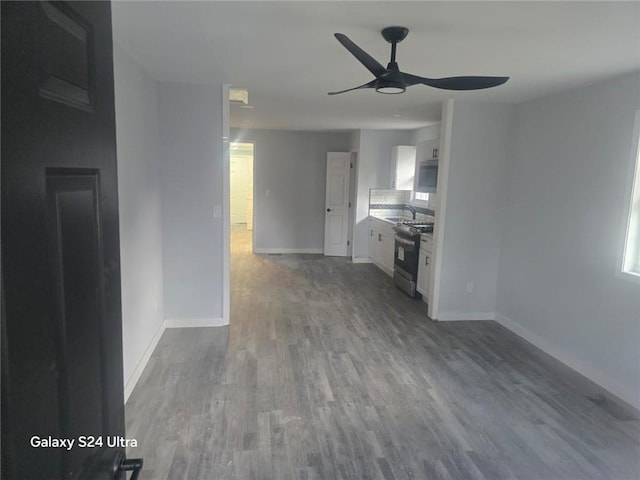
[1,2,131,478]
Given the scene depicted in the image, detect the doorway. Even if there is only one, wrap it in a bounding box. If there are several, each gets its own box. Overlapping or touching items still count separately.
[230,142,254,252]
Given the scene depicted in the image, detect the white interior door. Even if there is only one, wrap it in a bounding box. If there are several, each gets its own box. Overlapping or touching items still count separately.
[246,153,254,230]
[230,155,248,224]
[324,152,351,256]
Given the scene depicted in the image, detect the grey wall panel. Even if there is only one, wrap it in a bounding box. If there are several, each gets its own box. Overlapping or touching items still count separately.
[113,45,165,387]
[438,102,514,318]
[159,82,224,319]
[496,71,640,407]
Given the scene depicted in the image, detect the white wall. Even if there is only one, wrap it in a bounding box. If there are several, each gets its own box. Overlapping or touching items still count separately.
[496,71,640,408]
[230,129,352,253]
[349,130,361,152]
[349,131,361,259]
[113,46,165,398]
[159,83,225,323]
[411,124,441,146]
[436,102,514,320]
[353,129,414,260]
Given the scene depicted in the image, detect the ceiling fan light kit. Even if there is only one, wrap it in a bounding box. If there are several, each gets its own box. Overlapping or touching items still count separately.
[375,73,406,94]
[329,26,509,95]
[376,85,405,94]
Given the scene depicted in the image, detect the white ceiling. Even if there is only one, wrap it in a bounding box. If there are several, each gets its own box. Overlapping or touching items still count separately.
[112,1,640,131]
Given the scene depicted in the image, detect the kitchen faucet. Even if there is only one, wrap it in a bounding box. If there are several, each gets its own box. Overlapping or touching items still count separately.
[405,205,417,220]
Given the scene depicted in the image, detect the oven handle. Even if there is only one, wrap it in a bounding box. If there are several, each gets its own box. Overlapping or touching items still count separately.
[395,236,416,249]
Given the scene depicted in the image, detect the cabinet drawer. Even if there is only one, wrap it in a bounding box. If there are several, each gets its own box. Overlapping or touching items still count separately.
[370,216,394,236]
[421,235,433,252]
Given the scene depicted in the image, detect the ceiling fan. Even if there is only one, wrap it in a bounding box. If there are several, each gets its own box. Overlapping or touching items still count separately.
[328,26,509,95]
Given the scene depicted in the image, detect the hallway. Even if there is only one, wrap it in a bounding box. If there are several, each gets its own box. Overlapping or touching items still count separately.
[125,227,639,480]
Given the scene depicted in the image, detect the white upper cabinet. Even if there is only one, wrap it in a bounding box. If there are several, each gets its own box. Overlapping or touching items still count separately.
[390,145,417,190]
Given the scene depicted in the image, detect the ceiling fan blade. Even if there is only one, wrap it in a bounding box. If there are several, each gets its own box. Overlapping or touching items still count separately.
[404,73,509,90]
[328,79,377,96]
[334,33,387,79]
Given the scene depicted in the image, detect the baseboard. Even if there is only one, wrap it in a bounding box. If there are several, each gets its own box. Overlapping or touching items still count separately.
[124,319,166,403]
[164,317,228,328]
[352,257,373,264]
[437,312,496,321]
[254,247,323,254]
[494,313,639,410]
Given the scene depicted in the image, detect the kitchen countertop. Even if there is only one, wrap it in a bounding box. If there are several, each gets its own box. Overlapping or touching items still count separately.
[369,215,408,225]
[370,216,436,238]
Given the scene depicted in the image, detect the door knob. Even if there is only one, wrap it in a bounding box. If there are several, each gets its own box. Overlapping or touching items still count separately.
[112,451,143,480]
[326,208,331,212]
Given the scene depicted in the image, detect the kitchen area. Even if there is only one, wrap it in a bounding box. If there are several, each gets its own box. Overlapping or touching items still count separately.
[367,138,441,313]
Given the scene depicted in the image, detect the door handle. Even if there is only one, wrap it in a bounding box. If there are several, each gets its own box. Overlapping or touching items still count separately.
[326,208,331,212]
[112,451,143,480]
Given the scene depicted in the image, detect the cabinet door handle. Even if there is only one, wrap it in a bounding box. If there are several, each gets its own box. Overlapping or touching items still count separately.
[378,234,382,242]
[370,229,373,237]
[425,256,430,266]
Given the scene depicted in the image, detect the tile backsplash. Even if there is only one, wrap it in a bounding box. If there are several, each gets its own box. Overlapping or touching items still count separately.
[414,210,435,223]
[369,189,411,205]
[369,188,434,220]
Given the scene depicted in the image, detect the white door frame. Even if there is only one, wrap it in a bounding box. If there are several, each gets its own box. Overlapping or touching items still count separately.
[223,95,256,326]
[348,152,357,260]
[428,99,453,321]
[222,84,231,324]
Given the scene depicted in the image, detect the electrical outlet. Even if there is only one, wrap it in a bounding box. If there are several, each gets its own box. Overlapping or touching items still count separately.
[466,282,474,293]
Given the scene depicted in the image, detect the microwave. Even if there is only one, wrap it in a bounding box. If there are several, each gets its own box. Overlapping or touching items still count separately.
[416,159,438,193]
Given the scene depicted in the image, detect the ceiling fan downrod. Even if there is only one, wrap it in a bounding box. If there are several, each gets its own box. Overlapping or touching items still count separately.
[388,42,398,71]
[376,26,410,93]
[382,26,408,72]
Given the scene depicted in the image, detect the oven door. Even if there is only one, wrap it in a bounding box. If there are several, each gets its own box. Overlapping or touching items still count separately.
[394,234,419,277]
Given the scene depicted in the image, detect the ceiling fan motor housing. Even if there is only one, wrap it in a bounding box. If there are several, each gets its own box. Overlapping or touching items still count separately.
[381,26,409,44]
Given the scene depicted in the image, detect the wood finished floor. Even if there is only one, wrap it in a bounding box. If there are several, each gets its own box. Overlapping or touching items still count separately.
[125,226,640,480]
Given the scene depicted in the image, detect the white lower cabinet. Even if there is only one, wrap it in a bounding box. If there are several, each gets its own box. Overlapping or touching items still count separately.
[417,236,432,302]
[368,225,377,265]
[368,217,395,276]
[380,232,394,274]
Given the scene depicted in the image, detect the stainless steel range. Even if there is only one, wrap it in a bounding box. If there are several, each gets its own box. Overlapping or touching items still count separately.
[392,222,433,298]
